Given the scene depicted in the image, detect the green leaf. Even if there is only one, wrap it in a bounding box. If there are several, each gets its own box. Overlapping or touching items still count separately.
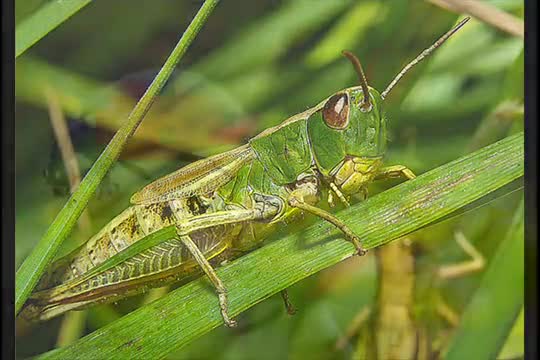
[304,1,385,67]
[445,196,524,359]
[497,306,524,359]
[16,0,93,58]
[504,48,524,100]
[15,0,220,315]
[15,56,244,153]
[37,132,523,359]
[15,56,125,121]
[192,0,354,79]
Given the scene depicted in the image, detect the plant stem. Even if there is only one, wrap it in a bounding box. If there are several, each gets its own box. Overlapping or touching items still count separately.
[46,89,91,346]
[15,0,220,315]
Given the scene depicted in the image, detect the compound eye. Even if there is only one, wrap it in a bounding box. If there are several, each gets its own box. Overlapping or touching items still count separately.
[322,93,350,129]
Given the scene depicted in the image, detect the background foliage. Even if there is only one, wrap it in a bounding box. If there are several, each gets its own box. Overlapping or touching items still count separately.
[16,0,524,358]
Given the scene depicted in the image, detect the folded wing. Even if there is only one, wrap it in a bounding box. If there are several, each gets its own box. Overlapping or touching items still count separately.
[131,145,255,205]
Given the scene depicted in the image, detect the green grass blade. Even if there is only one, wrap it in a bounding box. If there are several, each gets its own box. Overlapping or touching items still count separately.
[36,132,523,359]
[304,1,384,67]
[15,56,126,119]
[445,197,524,360]
[16,0,93,58]
[15,56,235,153]
[497,306,524,359]
[192,0,353,79]
[15,0,220,315]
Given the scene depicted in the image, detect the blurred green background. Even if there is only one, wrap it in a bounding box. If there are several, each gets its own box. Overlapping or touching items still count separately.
[15,0,524,359]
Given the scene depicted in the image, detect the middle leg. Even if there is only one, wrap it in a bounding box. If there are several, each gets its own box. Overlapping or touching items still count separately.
[173,195,283,327]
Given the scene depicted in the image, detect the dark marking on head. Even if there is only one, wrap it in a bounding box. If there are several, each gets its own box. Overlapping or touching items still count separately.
[322,93,350,129]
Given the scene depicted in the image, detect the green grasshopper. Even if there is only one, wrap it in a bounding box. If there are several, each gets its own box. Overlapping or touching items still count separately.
[20,18,469,328]
[335,231,485,360]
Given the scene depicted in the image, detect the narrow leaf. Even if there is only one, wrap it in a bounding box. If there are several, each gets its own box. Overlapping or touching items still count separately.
[16,0,92,58]
[37,133,523,359]
[15,0,220,314]
[445,197,524,359]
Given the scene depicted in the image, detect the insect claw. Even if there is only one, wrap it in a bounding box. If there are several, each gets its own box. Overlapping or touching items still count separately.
[218,292,237,327]
[356,248,368,256]
[351,237,367,256]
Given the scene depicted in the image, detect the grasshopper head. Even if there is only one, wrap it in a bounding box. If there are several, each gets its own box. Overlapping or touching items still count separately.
[337,52,387,160]
[310,19,470,193]
[307,54,387,177]
[317,85,387,158]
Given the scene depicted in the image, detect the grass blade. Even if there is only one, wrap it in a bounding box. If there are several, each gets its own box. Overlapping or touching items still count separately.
[36,132,523,359]
[16,0,93,58]
[497,306,524,359]
[15,0,220,315]
[445,197,524,359]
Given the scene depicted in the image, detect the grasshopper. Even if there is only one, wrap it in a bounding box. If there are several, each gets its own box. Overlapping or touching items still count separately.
[335,231,485,360]
[20,18,470,327]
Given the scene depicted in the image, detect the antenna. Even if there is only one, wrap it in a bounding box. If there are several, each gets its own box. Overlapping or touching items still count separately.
[381,17,471,99]
[342,50,372,111]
